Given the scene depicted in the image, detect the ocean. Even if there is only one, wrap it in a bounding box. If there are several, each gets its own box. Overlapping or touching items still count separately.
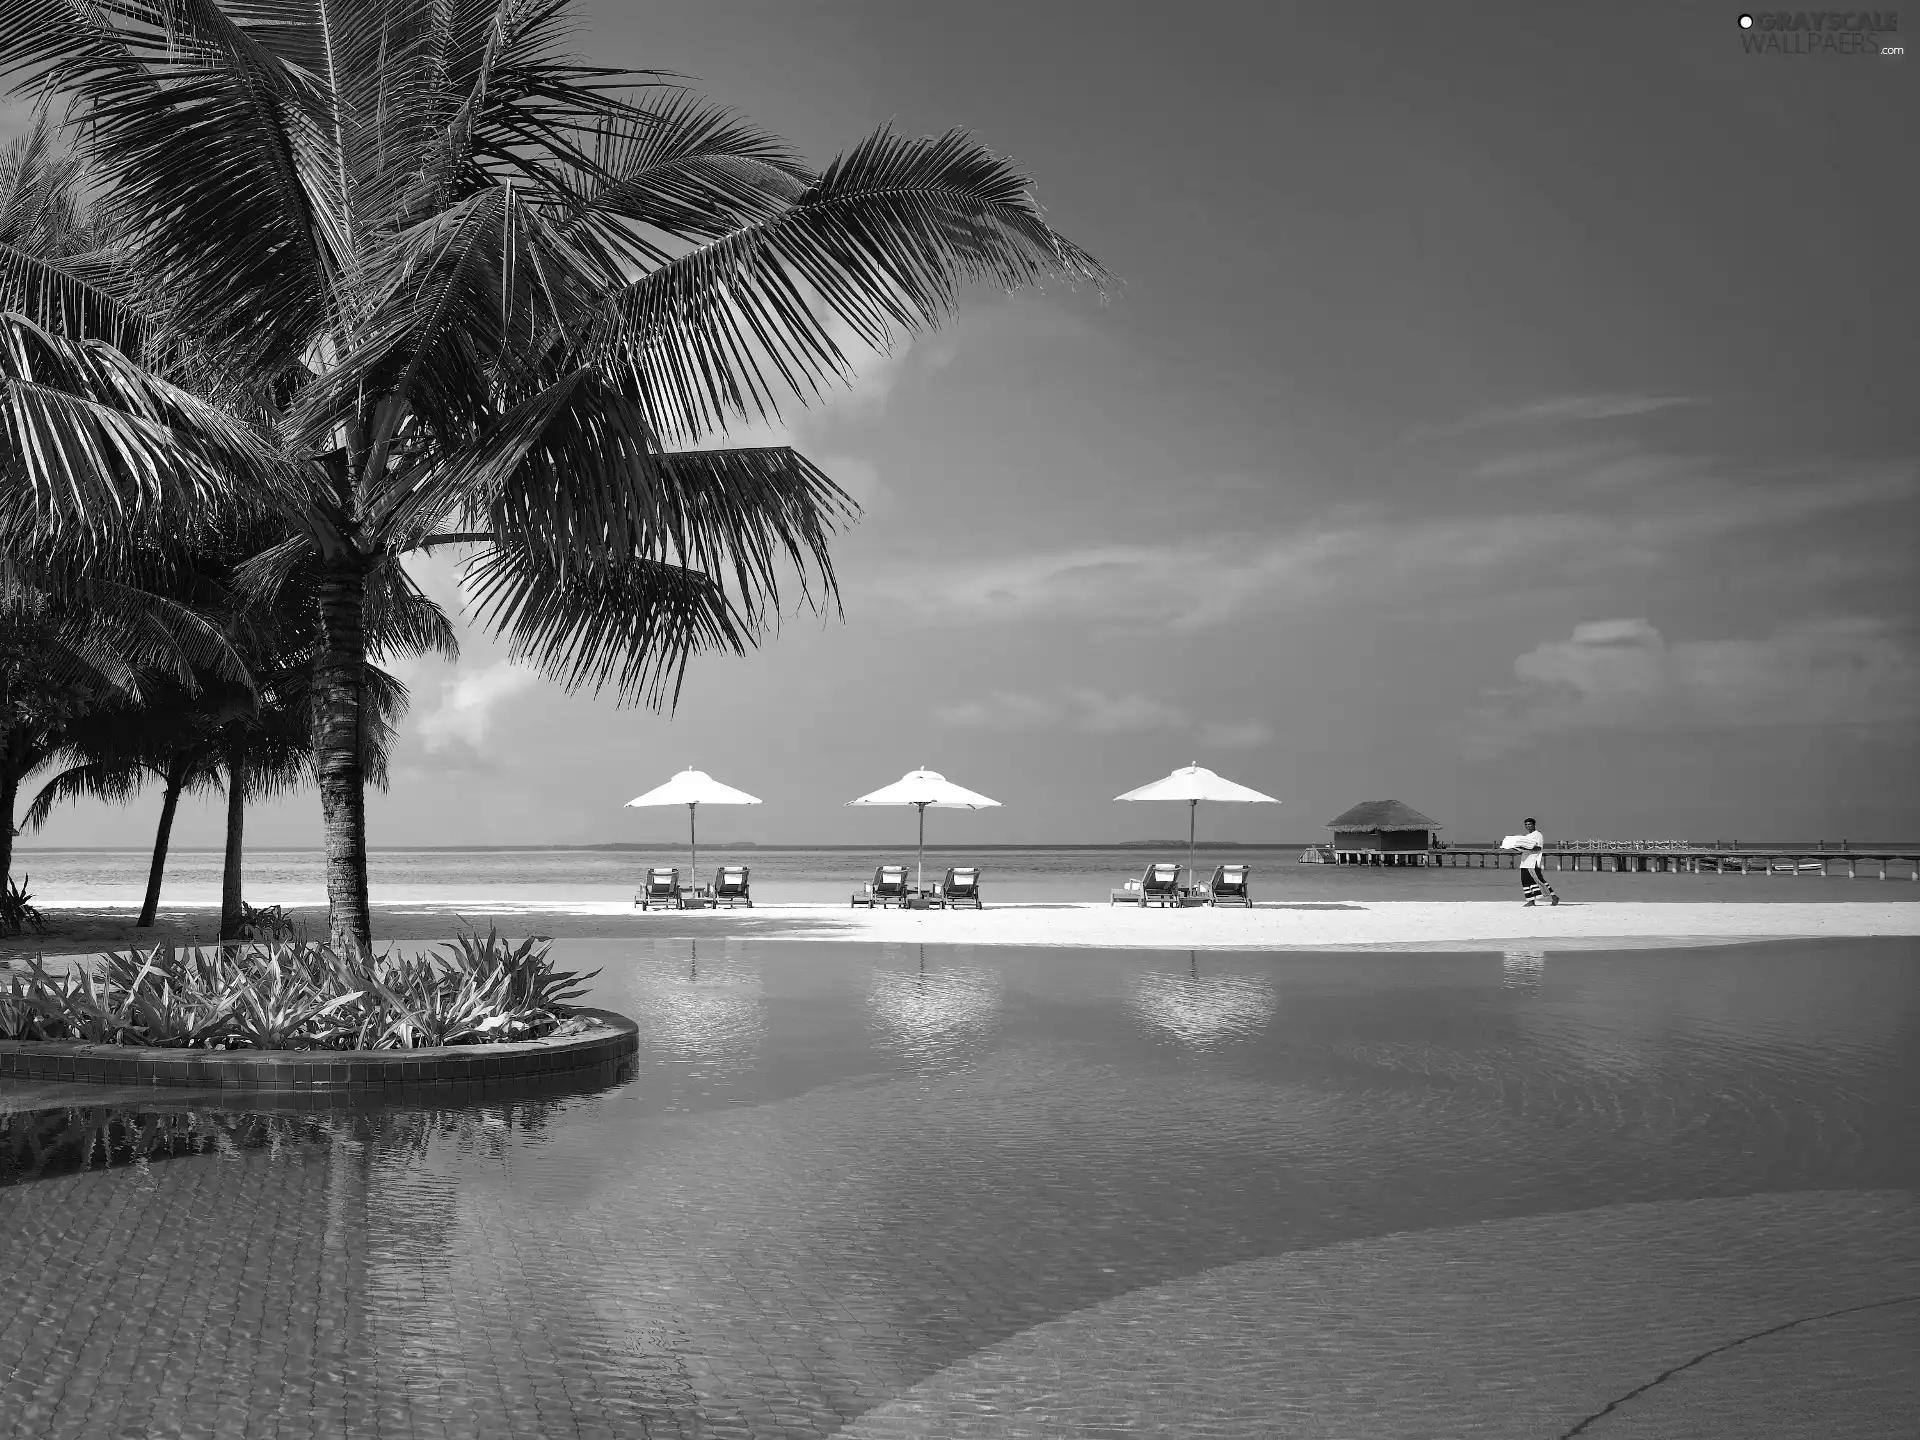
[14,844,1917,907]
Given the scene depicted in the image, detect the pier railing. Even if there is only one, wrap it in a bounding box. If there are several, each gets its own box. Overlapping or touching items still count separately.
[1318,845,1920,878]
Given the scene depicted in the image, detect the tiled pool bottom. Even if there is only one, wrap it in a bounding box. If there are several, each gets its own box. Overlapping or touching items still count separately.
[1,939,1916,1439]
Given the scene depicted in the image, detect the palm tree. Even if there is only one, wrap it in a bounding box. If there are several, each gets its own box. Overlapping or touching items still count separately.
[25,682,235,925]
[0,553,244,891]
[0,112,246,896]
[23,523,440,933]
[2,106,446,933]
[0,1,1105,950]
[209,551,429,943]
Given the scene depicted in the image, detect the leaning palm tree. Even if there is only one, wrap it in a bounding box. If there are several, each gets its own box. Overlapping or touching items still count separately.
[0,1,1105,950]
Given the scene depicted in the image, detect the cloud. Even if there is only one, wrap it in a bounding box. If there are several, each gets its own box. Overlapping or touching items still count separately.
[1466,616,1920,755]
[935,688,1190,734]
[934,689,1276,746]
[933,691,1061,730]
[875,512,1604,631]
[868,452,1916,633]
[1199,719,1274,749]
[1446,394,1696,433]
[1064,688,1190,733]
[414,661,540,753]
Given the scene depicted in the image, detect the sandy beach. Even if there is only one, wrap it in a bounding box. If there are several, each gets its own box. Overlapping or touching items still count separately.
[6,898,1916,961]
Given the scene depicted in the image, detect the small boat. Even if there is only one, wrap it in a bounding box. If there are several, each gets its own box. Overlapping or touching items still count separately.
[1297,846,1330,864]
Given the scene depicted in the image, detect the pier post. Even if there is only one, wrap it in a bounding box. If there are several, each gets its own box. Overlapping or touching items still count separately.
[1880,859,1887,880]
[1849,858,1857,879]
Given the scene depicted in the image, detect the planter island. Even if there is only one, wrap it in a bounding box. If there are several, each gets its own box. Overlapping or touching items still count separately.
[0,1007,639,1093]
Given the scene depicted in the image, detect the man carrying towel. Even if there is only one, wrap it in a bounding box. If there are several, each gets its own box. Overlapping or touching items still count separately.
[1518,817,1558,906]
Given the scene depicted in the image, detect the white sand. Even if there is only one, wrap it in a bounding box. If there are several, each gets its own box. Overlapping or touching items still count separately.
[23,898,1916,955]
[371,899,1920,951]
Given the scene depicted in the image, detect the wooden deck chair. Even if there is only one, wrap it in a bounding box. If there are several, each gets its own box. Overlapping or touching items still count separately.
[1207,864,1252,906]
[710,866,752,908]
[852,864,911,908]
[636,867,682,910]
[934,866,982,909]
[1111,862,1182,908]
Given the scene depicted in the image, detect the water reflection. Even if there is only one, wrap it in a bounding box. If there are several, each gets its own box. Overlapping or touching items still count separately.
[1130,952,1277,1049]
[0,1099,569,1187]
[868,945,1002,1071]
[1501,947,1546,992]
[626,940,766,1064]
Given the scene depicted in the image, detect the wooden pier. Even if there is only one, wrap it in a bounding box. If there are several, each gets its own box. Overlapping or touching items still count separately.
[1317,844,1920,879]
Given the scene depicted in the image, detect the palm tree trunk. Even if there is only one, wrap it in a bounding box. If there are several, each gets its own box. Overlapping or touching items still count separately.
[0,761,18,887]
[315,561,372,952]
[137,761,186,927]
[220,742,247,943]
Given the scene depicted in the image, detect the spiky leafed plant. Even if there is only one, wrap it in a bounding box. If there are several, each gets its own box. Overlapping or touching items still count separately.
[0,1,1105,950]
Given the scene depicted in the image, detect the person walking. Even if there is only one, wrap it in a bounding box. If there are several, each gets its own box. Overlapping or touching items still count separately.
[1518,817,1559,906]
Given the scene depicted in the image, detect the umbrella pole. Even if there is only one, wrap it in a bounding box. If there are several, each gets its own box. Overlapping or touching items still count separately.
[689,802,698,887]
[1189,799,1197,889]
[917,802,926,895]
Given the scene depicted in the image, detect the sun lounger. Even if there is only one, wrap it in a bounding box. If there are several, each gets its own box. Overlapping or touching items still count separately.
[1110,862,1183,907]
[1206,863,1252,906]
[710,865,752,908]
[637,866,682,910]
[851,864,911,908]
[933,866,982,909]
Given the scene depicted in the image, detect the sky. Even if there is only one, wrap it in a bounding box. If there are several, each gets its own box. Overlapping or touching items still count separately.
[16,0,1920,852]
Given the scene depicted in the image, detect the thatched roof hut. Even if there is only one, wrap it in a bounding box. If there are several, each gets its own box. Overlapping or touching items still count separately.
[1325,800,1441,856]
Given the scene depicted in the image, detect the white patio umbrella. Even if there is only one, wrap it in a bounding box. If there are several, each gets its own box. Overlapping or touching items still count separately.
[624,768,762,881]
[847,768,1001,894]
[1114,763,1280,882]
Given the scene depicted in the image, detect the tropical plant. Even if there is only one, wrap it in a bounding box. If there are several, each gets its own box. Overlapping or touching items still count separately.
[0,0,1105,952]
[1,870,44,936]
[2,927,595,1050]
[234,901,300,945]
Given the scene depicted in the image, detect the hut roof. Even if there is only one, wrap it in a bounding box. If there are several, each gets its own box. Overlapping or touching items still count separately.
[1325,800,1441,832]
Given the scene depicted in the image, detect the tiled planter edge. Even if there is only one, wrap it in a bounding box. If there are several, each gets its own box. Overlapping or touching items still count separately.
[0,1008,639,1092]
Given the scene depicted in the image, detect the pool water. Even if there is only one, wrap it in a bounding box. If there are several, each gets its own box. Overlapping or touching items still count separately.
[2,938,1917,1438]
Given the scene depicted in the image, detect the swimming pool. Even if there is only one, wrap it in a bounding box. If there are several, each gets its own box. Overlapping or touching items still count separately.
[3,938,1916,1437]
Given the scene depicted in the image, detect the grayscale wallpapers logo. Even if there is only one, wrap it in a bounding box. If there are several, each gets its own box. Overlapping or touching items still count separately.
[1737,11,1905,55]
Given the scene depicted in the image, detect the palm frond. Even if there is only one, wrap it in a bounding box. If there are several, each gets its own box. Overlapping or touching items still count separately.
[459,542,745,709]
[22,758,146,831]
[389,423,853,643]
[0,242,146,352]
[365,555,459,662]
[1,2,338,382]
[0,314,303,544]
[597,125,1110,443]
